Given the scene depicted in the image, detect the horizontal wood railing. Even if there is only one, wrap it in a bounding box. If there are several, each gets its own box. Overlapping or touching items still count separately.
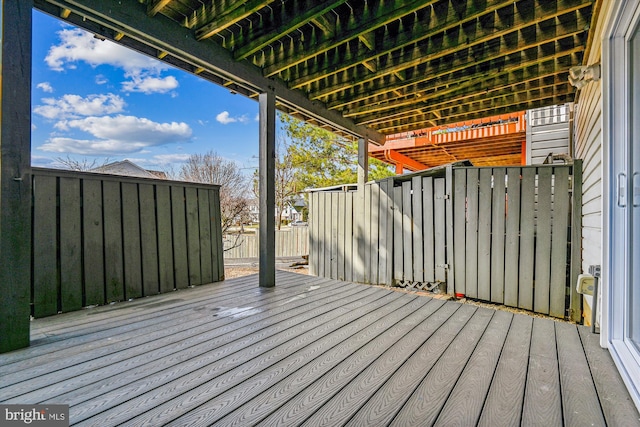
[31,168,224,317]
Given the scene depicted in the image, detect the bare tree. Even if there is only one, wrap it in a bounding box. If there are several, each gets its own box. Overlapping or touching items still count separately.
[55,156,111,171]
[179,151,251,240]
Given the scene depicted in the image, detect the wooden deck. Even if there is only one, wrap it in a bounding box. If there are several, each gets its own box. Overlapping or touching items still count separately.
[1,271,638,426]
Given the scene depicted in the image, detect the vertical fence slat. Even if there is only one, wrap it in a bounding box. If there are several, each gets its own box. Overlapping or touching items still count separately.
[325,192,333,278]
[331,192,339,280]
[121,182,143,300]
[569,161,583,322]
[477,169,492,301]
[534,167,553,314]
[171,186,189,289]
[309,192,317,275]
[59,177,83,312]
[198,188,213,284]
[504,168,522,307]
[345,192,354,282]
[378,180,389,285]
[185,187,201,286]
[412,176,423,283]
[82,179,105,307]
[550,167,570,318]
[465,168,479,299]
[490,167,506,304]
[139,183,159,296]
[103,181,124,303]
[423,177,435,283]
[337,192,346,280]
[445,166,455,294]
[454,169,467,296]
[434,178,446,284]
[393,184,403,284]
[317,193,326,277]
[519,168,536,310]
[370,183,380,284]
[33,175,58,317]
[156,186,174,293]
[402,180,413,283]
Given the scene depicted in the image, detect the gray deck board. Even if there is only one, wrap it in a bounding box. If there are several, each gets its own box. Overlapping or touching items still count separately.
[0,271,638,426]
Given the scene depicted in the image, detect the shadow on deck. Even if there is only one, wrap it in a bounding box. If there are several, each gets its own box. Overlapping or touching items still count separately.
[1,271,638,426]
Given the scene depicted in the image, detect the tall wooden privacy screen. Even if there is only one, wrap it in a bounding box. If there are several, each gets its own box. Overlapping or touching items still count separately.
[309,163,582,320]
[31,168,224,318]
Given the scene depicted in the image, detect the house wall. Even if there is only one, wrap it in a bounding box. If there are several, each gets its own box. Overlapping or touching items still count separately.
[572,0,613,319]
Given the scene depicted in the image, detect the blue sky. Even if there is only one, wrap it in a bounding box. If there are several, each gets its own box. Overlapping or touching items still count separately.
[31,10,262,173]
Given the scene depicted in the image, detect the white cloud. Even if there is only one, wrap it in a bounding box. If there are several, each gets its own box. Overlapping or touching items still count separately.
[37,82,54,93]
[150,153,191,164]
[122,75,179,94]
[34,93,126,120]
[46,28,165,74]
[39,115,192,155]
[95,74,108,85]
[216,111,249,124]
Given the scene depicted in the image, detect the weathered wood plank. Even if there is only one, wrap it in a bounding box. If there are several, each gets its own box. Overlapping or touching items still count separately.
[466,168,479,299]
[393,185,403,283]
[102,181,124,303]
[478,314,533,427]
[185,187,202,286]
[197,188,213,284]
[504,168,521,307]
[156,185,175,293]
[138,184,159,295]
[370,183,380,284]
[569,161,583,323]
[337,192,346,281]
[433,310,513,427]
[534,167,553,314]
[402,180,413,283]
[490,168,506,303]
[121,182,143,300]
[309,192,318,276]
[210,188,224,281]
[423,176,435,283]
[378,180,390,285]
[59,177,83,312]
[578,327,640,426]
[518,168,536,310]
[477,168,493,301]
[325,192,332,279]
[81,179,105,307]
[344,192,354,282]
[454,168,467,295]
[521,317,562,427]
[412,176,423,283]
[391,305,491,426]
[363,185,372,283]
[445,166,455,294]
[33,175,59,317]
[556,322,606,426]
[171,186,189,289]
[550,167,570,318]
[383,180,394,285]
[331,192,339,281]
[434,178,446,284]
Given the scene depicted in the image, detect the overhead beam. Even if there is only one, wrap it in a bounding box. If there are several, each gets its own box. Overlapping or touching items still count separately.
[310,6,591,100]
[382,149,430,172]
[146,0,172,17]
[36,0,384,145]
[233,0,347,60]
[264,0,438,77]
[195,0,277,40]
[1,0,33,353]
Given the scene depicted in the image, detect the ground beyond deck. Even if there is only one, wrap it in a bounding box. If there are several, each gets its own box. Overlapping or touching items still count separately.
[1,271,638,426]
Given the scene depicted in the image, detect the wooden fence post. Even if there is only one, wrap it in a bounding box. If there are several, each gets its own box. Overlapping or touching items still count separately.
[569,160,584,323]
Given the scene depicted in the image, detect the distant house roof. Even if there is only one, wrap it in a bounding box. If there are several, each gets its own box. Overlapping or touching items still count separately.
[91,160,163,179]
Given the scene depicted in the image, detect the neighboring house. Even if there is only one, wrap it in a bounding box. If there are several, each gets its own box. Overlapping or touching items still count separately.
[90,160,166,179]
[245,197,304,225]
[572,0,640,408]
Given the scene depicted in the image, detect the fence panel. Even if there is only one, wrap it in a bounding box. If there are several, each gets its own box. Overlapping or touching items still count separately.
[31,168,224,317]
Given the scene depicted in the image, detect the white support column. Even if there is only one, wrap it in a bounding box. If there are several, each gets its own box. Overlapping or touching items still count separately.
[0,0,33,353]
[259,88,276,287]
[353,138,368,282]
